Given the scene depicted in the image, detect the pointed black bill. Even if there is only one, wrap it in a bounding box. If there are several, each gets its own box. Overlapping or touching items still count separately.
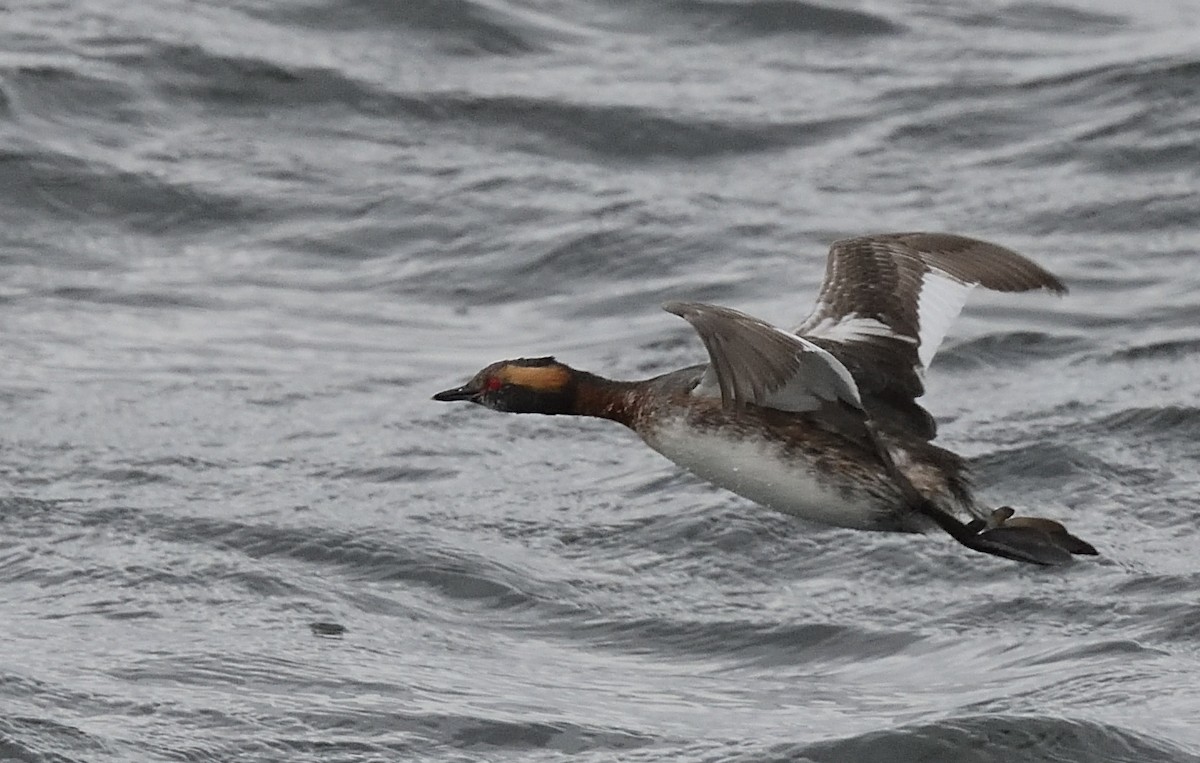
[433,385,476,402]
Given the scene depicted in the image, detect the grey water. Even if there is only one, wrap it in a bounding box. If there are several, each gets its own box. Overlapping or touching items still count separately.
[2,0,1200,760]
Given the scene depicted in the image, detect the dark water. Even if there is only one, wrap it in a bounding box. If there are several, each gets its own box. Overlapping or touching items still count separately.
[3,0,1200,760]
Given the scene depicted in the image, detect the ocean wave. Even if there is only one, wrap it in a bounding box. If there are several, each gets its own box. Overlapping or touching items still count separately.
[1023,192,1198,234]
[431,712,652,753]
[0,63,142,125]
[949,3,1126,33]
[266,0,576,55]
[397,91,852,160]
[661,0,901,38]
[1097,337,1200,362]
[571,615,921,666]
[0,716,99,763]
[1083,406,1200,439]
[44,285,215,309]
[936,331,1087,370]
[1088,56,1200,104]
[145,515,554,611]
[969,441,1114,484]
[881,52,1200,197]
[314,464,460,483]
[97,39,852,162]
[2,501,546,611]
[0,141,264,233]
[0,78,14,120]
[1023,56,1200,173]
[733,715,1200,763]
[118,42,377,110]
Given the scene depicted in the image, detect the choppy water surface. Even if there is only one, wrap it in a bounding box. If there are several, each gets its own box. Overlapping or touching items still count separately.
[3,0,1200,760]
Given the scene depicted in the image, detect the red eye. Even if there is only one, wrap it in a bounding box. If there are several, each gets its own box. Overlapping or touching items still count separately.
[485,376,503,392]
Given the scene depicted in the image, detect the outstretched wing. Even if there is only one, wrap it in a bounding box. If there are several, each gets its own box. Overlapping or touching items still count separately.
[795,232,1066,439]
[663,300,862,413]
[663,301,941,506]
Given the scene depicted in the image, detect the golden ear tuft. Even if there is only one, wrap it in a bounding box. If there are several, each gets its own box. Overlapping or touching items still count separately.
[498,363,570,392]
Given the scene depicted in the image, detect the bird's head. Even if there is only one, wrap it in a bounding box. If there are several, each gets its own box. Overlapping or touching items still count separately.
[433,356,576,415]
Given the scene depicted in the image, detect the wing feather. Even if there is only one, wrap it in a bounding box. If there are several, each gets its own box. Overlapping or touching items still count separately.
[663,301,862,413]
[794,232,1066,438]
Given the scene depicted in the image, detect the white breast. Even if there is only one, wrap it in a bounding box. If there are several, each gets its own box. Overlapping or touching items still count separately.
[640,415,895,531]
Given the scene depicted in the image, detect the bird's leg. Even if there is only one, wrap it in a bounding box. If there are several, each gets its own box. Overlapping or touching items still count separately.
[863,421,1076,565]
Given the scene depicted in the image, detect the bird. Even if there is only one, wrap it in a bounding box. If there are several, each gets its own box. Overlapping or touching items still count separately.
[433,232,1097,565]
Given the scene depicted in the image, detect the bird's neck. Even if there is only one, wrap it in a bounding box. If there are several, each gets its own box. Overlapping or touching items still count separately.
[566,370,642,428]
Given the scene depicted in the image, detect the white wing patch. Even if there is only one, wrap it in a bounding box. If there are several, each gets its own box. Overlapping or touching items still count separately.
[914,269,974,368]
[781,328,864,410]
[802,312,914,345]
[801,270,975,371]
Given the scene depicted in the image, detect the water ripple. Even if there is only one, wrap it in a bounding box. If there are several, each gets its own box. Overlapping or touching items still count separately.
[5,0,1200,760]
[786,715,1200,763]
[267,0,575,55]
[664,0,902,38]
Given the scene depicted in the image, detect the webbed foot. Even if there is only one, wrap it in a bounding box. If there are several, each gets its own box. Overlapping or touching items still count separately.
[961,522,1074,566]
[983,506,1098,556]
[918,503,1096,566]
